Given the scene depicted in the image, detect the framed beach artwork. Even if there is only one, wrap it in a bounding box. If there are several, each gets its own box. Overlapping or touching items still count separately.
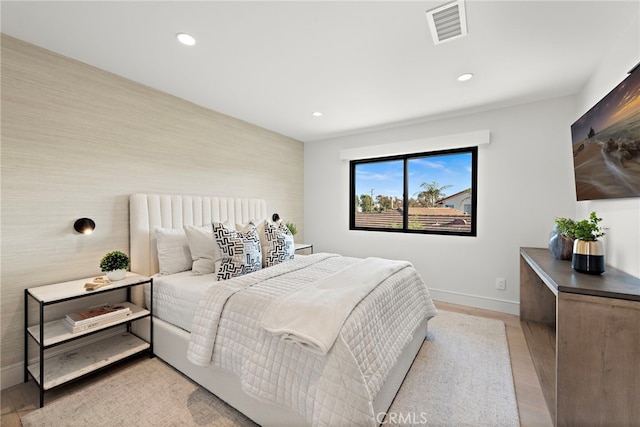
[570,64,640,201]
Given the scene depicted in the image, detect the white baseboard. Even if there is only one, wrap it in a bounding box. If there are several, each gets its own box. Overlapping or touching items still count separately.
[428,288,520,315]
[1,361,25,390]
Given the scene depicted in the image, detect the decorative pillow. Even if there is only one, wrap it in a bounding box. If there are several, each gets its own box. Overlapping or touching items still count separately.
[262,221,295,267]
[235,219,266,238]
[212,222,262,280]
[236,220,266,264]
[184,225,220,276]
[154,227,192,275]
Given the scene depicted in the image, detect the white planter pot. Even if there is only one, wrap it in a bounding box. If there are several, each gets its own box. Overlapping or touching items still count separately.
[106,269,127,281]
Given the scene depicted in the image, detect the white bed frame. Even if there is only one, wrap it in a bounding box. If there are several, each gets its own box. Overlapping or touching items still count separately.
[129,193,428,426]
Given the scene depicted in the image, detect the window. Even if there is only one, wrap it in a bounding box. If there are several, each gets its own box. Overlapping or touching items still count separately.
[350,146,477,236]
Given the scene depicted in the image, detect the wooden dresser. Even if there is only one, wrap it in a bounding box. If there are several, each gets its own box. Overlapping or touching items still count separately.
[519,247,640,426]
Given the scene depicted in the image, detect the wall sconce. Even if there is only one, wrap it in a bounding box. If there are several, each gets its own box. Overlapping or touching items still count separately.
[74,218,95,234]
[272,213,281,223]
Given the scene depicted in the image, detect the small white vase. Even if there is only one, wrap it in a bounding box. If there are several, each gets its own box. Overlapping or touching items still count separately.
[106,269,127,281]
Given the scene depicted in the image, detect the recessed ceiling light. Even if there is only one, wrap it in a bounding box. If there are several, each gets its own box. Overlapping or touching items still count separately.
[176,33,196,46]
[312,112,323,117]
[457,73,473,82]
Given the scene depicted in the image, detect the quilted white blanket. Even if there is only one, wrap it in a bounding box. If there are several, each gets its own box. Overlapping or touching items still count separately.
[262,257,412,355]
[187,253,436,426]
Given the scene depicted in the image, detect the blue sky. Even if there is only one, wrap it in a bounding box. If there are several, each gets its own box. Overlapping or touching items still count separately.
[355,152,472,200]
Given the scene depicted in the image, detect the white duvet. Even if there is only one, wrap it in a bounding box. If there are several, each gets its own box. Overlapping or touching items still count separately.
[188,253,437,426]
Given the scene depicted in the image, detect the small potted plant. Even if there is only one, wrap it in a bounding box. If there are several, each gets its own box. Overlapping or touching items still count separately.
[569,211,605,241]
[570,212,606,274]
[100,250,130,281]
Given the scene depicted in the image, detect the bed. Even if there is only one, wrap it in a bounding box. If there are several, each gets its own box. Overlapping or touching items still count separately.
[129,193,437,426]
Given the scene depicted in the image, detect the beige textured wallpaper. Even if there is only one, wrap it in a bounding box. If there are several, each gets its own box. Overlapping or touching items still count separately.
[0,35,303,385]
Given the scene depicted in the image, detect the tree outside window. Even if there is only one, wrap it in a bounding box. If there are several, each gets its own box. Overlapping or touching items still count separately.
[350,147,477,236]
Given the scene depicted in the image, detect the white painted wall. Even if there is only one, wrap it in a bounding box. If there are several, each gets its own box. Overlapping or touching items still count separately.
[573,16,640,278]
[305,14,640,313]
[305,96,578,314]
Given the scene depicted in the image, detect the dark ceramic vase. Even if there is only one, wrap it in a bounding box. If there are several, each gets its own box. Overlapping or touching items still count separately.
[571,239,605,274]
[548,225,574,260]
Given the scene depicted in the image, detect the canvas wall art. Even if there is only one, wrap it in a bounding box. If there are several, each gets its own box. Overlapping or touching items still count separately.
[571,66,640,201]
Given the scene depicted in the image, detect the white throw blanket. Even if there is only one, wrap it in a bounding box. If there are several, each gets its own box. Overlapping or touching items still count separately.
[261,257,411,355]
[187,254,339,366]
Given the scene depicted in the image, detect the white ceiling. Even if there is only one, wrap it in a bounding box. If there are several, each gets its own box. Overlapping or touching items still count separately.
[2,1,638,142]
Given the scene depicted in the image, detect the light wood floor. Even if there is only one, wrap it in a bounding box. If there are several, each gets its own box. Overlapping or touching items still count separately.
[1,301,553,426]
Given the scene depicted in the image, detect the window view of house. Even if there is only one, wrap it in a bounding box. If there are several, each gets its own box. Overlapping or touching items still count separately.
[350,147,477,236]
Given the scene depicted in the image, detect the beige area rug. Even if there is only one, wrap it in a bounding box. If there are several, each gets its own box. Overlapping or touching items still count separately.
[386,310,520,426]
[22,311,519,427]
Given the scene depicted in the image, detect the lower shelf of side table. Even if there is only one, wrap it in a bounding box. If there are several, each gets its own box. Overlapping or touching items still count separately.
[27,332,150,390]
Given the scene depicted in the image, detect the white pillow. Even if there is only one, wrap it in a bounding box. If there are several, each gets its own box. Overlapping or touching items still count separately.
[213,221,262,280]
[263,221,295,267]
[184,225,220,276]
[154,227,192,275]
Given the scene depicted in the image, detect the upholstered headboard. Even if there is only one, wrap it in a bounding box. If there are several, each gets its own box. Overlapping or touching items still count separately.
[129,193,267,277]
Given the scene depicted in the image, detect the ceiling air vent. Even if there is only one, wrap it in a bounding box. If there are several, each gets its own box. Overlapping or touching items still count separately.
[426,0,467,45]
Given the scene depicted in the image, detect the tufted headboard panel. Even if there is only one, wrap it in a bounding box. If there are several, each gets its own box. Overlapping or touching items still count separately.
[129,193,267,277]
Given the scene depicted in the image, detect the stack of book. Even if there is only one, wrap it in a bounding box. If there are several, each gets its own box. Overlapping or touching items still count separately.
[65,303,131,333]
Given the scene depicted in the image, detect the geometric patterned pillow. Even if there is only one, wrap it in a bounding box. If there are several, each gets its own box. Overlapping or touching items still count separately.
[212,221,262,281]
[263,221,295,267]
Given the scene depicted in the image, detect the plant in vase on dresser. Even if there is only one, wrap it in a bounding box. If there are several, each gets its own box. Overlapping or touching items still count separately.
[567,212,606,274]
[549,217,576,260]
[551,212,606,274]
